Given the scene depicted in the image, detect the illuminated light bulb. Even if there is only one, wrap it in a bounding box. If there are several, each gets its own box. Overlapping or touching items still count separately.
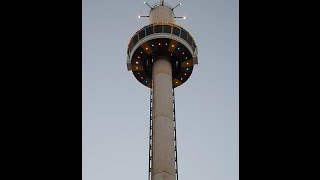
[136,67,138,70]
[186,63,189,65]
[182,52,185,54]
[136,62,139,64]
[165,43,167,45]
[184,73,187,76]
[172,45,175,47]
[138,56,140,59]
[141,51,143,54]
[158,43,161,45]
[141,77,144,79]
[152,44,154,46]
[185,57,188,59]
[146,47,148,50]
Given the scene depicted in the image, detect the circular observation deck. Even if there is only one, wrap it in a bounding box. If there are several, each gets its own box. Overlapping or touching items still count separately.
[127,22,198,88]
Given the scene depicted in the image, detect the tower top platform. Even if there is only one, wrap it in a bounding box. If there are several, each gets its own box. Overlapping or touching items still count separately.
[127,1,198,88]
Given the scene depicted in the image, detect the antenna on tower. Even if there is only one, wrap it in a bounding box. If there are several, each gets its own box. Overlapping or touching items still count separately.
[172,3,182,10]
[144,1,153,9]
[172,2,185,19]
[139,2,152,18]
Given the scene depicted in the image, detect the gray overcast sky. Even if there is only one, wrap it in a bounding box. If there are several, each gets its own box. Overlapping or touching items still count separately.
[82,0,239,180]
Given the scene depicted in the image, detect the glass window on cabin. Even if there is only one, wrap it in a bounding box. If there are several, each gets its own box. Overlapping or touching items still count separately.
[163,25,171,33]
[154,25,162,33]
[146,26,153,36]
[172,27,180,36]
[138,29,145,40]
[180,30,187,40]
[133,35,138,45]
[187,36,193,46]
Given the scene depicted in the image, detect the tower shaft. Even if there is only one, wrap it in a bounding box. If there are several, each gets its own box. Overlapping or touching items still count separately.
[152,58,175,180]
[150,5,176,180]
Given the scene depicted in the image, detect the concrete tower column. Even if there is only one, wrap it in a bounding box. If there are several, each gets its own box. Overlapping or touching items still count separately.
[152,58,175,180]
[150,5,176,180]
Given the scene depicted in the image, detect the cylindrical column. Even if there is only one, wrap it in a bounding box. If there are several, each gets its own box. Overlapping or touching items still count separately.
[152,57,175,180]
[149,6,175,24]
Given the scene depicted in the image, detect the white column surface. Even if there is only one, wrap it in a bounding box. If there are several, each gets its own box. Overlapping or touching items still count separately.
[152,58,175,180]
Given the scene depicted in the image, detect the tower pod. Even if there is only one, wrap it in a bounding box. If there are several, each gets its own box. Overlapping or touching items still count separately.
[127,23,198,88]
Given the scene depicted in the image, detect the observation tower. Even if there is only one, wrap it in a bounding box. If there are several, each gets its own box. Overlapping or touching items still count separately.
[126,1,198,180]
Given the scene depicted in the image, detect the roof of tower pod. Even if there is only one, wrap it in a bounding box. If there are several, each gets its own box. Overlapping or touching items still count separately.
[151,2,172,9]
[127,1,198,89]
[144,0,178,10]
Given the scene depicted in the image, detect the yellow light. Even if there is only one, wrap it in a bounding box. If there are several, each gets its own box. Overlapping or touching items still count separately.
[136,67,138,69]
[146,47,148,50]
[172,45,175,47]
[186,63,189,65]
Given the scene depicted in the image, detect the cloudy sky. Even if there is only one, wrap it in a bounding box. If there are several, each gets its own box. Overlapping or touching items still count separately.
[82,0,239,179]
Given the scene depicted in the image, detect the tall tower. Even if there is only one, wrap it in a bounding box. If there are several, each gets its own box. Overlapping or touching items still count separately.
[126,1,198,180]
